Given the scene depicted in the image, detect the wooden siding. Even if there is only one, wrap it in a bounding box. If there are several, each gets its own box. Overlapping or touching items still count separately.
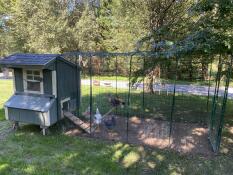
[56,60,79,119]
[7,104,57,127]
[8,108,41,124]
[43,70,53,95]
[49,99,57,125]
[14,68,24,92]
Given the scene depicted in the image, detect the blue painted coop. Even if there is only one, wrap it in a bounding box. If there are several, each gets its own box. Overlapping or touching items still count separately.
[0,53,80,133]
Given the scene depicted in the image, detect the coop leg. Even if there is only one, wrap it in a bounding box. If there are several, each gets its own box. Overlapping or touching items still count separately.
[40,126,48,136]
[12,121,19,130]
[42,128,46,136]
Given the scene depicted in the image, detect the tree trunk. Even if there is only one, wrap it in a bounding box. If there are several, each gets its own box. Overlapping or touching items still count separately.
[201,61,208,80]
[189,60,193,81]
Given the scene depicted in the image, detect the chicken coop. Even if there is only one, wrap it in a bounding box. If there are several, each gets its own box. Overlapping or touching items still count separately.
[0,53,80,134]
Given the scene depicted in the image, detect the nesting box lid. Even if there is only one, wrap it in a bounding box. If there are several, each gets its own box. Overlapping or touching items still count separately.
[5,94,55,112]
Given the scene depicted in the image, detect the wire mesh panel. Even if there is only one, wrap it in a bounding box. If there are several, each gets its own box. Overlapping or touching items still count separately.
[169,59,211,124]
[86,56,129,142]
[209,57,233,152]
[62,51,232,154]
[77,56,92,133]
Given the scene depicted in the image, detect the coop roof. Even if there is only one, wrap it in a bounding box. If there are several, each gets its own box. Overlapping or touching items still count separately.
[0,53,76,69]
[5,94,55,112]
[0,53,58,67]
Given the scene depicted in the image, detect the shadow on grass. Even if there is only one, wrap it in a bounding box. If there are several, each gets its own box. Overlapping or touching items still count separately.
[79,88,211,124]
[0,126,233,175]
[220,112,233,155]
[80,83,233,123]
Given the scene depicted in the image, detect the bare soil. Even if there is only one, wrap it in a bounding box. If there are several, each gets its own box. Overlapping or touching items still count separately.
[65,115,212,155]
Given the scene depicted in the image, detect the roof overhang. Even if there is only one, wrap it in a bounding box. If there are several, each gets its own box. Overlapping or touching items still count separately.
[0,60,56,70]
[0,53,58,70]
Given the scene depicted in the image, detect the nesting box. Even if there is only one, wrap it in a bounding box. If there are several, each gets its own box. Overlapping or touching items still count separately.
[0,53,80,129]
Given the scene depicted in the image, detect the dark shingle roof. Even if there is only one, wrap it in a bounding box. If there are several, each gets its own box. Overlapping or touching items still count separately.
[0,53,60,67]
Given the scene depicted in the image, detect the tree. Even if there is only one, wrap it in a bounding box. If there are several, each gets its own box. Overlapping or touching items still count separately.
[0,0,13,56]
[133,0,233,92]
[3,0,103,54]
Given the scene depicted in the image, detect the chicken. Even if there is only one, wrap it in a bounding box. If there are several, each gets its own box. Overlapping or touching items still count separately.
[104,116,116,129]
[107,94,125,108]
[94,108,102,124]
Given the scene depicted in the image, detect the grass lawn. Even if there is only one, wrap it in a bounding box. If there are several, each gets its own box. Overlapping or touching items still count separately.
[80,82,233,124]
[0,79,233,174]
[0,80,13,121]
[0,127,232,175]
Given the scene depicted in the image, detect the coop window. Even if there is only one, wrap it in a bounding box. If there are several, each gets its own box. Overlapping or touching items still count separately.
[24,70,43,93]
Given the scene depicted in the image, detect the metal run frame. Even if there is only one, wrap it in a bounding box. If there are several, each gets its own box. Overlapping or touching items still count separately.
[62,51,232,153]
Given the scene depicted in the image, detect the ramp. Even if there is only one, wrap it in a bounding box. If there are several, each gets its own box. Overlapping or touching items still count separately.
[64,111,91,134]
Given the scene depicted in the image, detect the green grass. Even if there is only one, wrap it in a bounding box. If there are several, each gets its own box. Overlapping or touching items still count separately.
[80,86,209,123]
[80,84,233,124]
[0,125,232,175]
[0,79,233,174]
[0,80,13,121]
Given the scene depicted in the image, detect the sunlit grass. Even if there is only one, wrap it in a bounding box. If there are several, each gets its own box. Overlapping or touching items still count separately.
[0,127,232,174]
[80,84,233,124]
[0,80,13,121]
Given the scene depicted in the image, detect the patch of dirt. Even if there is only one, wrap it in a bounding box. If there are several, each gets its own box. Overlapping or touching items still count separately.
[65,116,212,155]
[229,127,233,134]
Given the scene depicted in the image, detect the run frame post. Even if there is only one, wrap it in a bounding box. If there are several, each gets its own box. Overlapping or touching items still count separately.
[126,55,133,142]
[210,56,222,133]
[89,55,93,134]
[215,55,233,152]
[207,59,213,113]
[169,58,178,145]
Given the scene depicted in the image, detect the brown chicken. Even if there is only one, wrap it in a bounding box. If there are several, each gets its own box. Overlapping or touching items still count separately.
[107,94,125,108]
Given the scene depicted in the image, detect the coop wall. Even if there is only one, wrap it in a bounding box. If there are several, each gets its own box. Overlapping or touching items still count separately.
[12,68,54,95]
[56,59,79,119]
[14,68,24,92]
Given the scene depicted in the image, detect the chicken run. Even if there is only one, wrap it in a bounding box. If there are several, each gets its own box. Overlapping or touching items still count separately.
[62,51,232,155]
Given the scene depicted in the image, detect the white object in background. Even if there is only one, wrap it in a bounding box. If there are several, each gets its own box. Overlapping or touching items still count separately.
[94,108,102,124]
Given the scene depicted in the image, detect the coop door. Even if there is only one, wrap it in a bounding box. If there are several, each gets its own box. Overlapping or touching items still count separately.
[62,101,69,112]
[61,98,71,118]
